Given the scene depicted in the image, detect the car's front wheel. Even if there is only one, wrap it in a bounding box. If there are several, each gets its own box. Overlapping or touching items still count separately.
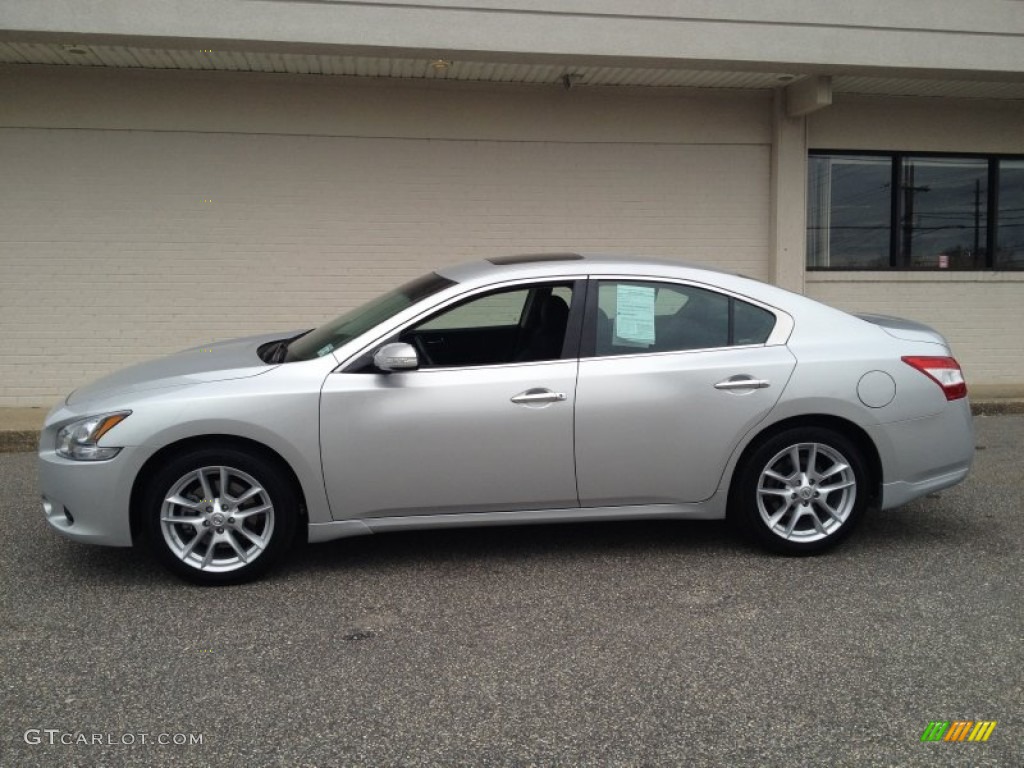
[730,427,869,554]
[144,447,297,585]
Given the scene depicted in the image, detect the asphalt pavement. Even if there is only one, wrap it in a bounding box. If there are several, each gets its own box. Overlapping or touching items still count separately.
[2,416,1021,767]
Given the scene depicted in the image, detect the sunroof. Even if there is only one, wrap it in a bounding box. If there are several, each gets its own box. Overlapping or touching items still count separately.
[487,253,584,265]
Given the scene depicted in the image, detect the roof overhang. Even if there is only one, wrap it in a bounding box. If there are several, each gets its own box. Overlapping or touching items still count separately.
[2,39,1024,100]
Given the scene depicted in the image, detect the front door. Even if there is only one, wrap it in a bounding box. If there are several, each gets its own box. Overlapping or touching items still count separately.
[320,280,583,519]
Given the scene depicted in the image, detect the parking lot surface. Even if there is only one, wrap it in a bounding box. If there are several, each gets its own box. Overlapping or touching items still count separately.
[2,416,1021,767]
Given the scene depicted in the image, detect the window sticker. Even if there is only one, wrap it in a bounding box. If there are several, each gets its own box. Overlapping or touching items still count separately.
[317,343,335,357]
[614,284,656,346]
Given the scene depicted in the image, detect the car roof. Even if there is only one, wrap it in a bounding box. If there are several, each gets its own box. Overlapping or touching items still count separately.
[438,252,745,283]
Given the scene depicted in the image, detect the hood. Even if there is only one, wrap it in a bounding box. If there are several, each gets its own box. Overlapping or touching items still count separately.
[66,330,299,407]
[855,313,950,347]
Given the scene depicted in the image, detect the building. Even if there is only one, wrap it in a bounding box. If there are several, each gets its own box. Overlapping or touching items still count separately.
[1,1,1022,406]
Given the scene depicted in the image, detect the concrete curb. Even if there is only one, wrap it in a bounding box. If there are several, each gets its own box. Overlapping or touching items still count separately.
[3,401,1022,454]
[972,401,1024,416]
[0,431,39,454]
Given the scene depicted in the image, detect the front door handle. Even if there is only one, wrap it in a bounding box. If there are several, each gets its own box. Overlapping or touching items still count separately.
[714,377,770,391]
[511,388,567,404]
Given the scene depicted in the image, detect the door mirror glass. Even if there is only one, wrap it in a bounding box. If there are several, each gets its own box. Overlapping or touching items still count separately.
[373,343,419,371]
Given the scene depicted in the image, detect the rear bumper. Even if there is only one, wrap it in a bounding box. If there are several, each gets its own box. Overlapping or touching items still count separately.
[870,397,974,510]
[879,466,971,510]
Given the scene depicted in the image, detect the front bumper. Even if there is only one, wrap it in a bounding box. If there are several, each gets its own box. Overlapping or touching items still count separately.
[38,444,139,547]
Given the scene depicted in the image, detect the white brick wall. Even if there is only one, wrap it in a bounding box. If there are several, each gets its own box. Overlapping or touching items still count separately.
[0,127,769,406]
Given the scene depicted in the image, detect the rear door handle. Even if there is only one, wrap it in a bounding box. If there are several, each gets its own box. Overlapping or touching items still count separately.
[511,388,567,404]
[714,377,770,390]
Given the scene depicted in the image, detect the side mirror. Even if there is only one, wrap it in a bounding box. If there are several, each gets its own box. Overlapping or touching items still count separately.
[373,342,419,372]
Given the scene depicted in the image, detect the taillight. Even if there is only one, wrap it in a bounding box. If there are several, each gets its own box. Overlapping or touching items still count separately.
[901,356,967,401]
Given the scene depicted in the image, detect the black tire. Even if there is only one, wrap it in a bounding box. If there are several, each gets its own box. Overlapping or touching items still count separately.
[143,446,298,585]
[728,426,869,555]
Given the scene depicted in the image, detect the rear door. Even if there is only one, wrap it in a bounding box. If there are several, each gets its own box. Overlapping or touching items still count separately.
[574,278,796,506]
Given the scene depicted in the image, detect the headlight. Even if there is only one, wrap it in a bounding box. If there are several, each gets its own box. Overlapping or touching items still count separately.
[56,412,131,461]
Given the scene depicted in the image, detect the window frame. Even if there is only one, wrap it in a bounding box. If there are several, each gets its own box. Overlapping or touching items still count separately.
[808,149,1023,271]
[579,277,788,360]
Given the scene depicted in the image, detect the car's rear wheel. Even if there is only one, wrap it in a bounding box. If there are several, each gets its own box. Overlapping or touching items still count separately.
[730,427,868,554]
[144,447,297,585]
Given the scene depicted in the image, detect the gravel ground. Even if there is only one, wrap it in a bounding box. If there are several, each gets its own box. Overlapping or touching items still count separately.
[2,416,1021,767]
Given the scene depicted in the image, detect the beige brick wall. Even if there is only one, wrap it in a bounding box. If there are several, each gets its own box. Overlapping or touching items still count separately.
[0,68,771,405]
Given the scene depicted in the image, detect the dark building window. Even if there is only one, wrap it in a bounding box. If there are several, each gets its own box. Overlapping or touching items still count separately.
[808,151,1024,270]
[998,160,1024,269]
[808,155,891,269]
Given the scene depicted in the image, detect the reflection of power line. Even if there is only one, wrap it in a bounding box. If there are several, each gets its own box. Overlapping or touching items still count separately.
[807,225,887,231]
[909,225,971,234]
[973,178,981,256]
[901,165,931,263]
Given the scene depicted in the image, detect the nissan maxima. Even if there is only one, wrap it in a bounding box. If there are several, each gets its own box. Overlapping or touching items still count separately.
[39,253,974,584]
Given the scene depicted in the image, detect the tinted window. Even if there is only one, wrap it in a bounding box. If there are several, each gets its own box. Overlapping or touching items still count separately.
[488,253,584,265]
[592,281,773,357]
[400,283,575,367]
[418,290,528,330]
[734,301,776,345]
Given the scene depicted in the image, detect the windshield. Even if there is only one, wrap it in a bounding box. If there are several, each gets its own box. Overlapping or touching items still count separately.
[285,272,456,362]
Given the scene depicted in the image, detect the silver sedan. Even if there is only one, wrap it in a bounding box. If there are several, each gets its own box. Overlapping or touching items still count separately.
[38,254,974,584]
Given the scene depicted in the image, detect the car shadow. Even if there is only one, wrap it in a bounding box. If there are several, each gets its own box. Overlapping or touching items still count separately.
[281,518,748,577]
[34,519,745,588]
[39,502,1001,587]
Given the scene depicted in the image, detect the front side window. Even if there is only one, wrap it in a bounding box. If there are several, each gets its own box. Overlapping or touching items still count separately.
[590,281,774,357]
[417,290,529,331]
[808,152,1024,270]
[399,282,576,368]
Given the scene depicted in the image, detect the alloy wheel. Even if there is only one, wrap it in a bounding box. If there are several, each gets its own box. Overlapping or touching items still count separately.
[755,442,857,543]
[160,465,275,573]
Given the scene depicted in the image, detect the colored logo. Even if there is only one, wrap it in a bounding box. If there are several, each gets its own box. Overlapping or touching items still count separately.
[921,721,997,742]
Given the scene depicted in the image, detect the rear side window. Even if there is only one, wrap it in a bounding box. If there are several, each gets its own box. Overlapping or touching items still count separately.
[733,300,776,346]
[591,280,775,357]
